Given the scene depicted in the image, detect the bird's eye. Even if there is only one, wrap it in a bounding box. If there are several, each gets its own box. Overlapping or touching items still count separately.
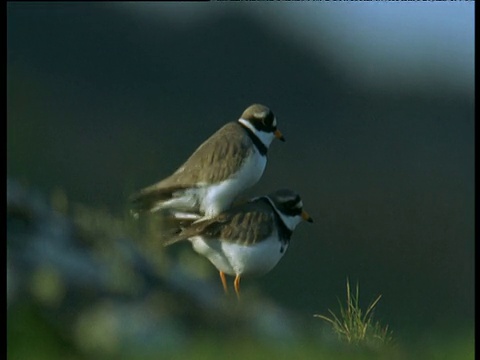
[284,200,298,209]
[263,113,275,127]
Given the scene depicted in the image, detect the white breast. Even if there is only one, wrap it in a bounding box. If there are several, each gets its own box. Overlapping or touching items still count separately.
[200,148,266,217]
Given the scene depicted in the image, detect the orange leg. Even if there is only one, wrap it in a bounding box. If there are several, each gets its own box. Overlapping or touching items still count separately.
[219,271,229,294]
[234,275,241,300]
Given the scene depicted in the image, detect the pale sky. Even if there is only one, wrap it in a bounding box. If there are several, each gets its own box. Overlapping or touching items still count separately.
[117,2,474,94]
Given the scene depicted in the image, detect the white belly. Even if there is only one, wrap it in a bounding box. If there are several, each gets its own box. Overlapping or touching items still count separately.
[200,149,266,217]
[160,150,266,218]
[190,233,287,277]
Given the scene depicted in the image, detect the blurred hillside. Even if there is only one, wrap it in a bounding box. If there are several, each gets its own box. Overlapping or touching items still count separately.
[7,3,474,358]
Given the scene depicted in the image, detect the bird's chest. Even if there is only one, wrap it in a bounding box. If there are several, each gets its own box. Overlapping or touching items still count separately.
[231,149,266,188]
[201,150,266,216]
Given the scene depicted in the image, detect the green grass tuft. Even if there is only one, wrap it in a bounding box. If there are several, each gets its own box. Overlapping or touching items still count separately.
[314,278,393,348]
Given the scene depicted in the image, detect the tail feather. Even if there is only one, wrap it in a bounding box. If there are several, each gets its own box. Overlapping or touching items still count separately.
[160,209,206,246]
[129,183,204,245]
[129,185,185,217]
[130,191,164,211]
[163,234,187,247]
[160,216,197,247]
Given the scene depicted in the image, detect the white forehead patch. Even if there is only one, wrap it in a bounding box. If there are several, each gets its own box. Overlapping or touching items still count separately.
[272,117,277,127]
[238,118,276,147]
[294,201,303,209]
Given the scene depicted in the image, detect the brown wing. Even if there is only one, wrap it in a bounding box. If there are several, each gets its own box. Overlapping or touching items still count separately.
[159,122,252,186]
[165,199,274,246]
[129,122,252,213]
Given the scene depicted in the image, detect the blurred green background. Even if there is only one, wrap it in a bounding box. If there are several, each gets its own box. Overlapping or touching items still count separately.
[7,2,474,359]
